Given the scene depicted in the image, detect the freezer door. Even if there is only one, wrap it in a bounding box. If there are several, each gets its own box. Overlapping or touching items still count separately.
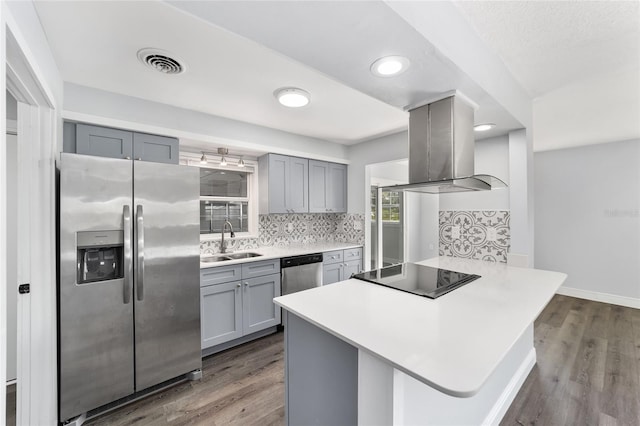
[59,153,134,421]
[133,160,201,390]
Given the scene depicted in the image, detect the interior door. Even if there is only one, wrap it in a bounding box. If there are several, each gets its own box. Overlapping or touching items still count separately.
[58,154,134,421]
[133,161,201,391]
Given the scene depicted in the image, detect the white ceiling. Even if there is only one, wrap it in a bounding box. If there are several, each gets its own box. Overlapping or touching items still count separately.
[34,1,639,151]
[454,0,640,150]
[33,1,407,145]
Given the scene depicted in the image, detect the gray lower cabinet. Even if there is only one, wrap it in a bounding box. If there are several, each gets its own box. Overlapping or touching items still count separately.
[200,259,281,350]
[322,247,363,285]
[70,122,179,164]
[242,274,281,335]
[200,281,242,348]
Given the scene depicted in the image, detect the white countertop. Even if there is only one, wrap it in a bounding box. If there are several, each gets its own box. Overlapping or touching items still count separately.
[274,256,566,397]
[200,242,363,268]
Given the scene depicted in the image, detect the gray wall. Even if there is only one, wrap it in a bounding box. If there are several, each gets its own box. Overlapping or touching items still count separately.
[534,139,640,300]
[6,91,17,120]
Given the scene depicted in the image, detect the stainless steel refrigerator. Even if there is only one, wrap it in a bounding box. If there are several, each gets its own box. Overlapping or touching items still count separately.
[58,153,201,423]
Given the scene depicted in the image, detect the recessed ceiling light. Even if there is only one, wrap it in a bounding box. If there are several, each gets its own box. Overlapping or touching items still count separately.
[474,123,496,132]
[370,56,410,77]
[274,87,310,108]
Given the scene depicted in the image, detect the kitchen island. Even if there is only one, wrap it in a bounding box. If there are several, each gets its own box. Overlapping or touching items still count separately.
[273,256,567,426]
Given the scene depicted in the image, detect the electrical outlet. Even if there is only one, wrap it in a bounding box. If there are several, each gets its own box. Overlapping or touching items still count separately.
[487,227,497,242]
[451,226,461,239]
[428,243,434,250]
[353,221,363,231]
[287,223,294,233]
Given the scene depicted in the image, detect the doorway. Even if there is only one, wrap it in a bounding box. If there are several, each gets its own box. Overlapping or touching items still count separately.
[2,23,59,425]
[368,160,408,269]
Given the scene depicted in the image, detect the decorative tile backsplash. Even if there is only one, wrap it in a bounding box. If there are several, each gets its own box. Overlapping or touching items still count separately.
[200,213,365,255]
[439,211,510,263]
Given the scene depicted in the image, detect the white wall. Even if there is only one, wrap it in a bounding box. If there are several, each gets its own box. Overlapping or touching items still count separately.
[347,131,408,214]
[535,139,640,305]
[63,83,348,163]
[6,91,17,120]
[439,135,510,211]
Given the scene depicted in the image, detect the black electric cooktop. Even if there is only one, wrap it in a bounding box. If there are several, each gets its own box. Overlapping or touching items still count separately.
[352,263,481,299]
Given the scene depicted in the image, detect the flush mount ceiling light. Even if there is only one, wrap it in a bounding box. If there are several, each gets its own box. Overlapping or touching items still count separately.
[274,87,310,108]
[137,48,186,75]
[474,123,496,132]
[370,56,410,77]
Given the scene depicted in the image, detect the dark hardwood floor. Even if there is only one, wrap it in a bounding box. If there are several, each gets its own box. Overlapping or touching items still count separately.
[84,295,639,426]
[5,383,16,426]
[86,333,285,426]
[501,295,640,426]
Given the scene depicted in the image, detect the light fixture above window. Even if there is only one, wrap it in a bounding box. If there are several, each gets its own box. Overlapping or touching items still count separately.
[474,123,496,132]
[197,148,249,168]
[370,56,410,77]
[274,87,310,108]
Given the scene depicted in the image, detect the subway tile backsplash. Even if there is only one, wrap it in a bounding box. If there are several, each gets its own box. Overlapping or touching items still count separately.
[439,210,510,263]
[200,213,365,255]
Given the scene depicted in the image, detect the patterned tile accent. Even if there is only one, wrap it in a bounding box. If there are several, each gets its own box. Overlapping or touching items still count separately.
[200,213,365,255]
[439,211,510,263]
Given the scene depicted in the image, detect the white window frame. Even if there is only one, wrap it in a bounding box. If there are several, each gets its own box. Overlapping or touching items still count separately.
[180,152,259,239]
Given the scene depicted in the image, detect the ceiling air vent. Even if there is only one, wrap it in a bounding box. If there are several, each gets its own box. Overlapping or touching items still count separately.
[137,48,185,75]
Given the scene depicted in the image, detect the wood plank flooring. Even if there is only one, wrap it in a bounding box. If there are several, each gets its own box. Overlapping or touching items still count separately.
[501,295,640,426]
[84,295,639,426]
[86,333,285,426]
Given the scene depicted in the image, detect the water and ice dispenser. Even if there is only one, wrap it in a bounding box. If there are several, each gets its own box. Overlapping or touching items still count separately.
[76,230,124,284]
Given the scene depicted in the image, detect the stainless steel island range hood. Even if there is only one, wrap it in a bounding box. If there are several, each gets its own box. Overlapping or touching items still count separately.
[384,93,507,194]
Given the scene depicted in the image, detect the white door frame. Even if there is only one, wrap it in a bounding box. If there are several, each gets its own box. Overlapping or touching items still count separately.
[2,10,59,426]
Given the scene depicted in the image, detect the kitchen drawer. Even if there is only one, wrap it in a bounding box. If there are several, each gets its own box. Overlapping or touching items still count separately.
[241,258,280,279]
[344,247,362,260]
[323,250,343,265]
[201,265,242,287]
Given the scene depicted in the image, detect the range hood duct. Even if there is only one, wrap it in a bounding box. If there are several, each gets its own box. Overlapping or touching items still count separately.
[384,93,507,194]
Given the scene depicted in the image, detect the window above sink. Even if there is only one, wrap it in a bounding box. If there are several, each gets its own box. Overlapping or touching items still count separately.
[180,153,259,239]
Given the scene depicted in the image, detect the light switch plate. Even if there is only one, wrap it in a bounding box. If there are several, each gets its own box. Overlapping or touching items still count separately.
[287,223,294,233]
[451,226,461,239]
[353,221,363,231]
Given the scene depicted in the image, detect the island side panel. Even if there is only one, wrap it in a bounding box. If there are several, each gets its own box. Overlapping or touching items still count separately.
[285,311,358,426]
[393,324,536,425]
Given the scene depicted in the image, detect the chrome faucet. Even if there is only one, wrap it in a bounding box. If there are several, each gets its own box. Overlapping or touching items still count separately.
[220,220,235,253]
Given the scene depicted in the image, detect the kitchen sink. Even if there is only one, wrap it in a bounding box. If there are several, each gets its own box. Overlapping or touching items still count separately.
[200,255,233,263]
[224,252,263,260]
[200,252,263,263]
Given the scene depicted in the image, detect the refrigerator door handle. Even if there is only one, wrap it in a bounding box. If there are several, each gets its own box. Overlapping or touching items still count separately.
[136,204,145,301]
[123,205,132,304]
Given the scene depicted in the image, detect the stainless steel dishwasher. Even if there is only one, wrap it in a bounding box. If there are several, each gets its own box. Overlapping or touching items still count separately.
[281,253,324,295]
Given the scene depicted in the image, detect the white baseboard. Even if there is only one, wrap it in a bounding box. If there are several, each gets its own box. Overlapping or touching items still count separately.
[556,286,640,309]
[483,348,536,426]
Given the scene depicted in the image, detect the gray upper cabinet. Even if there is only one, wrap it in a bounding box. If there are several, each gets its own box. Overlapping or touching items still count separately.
[309,160,347,213]
[76,124,133,160]
[259,154,309,214]
[132,132,179,164]
[71,122,178,164]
